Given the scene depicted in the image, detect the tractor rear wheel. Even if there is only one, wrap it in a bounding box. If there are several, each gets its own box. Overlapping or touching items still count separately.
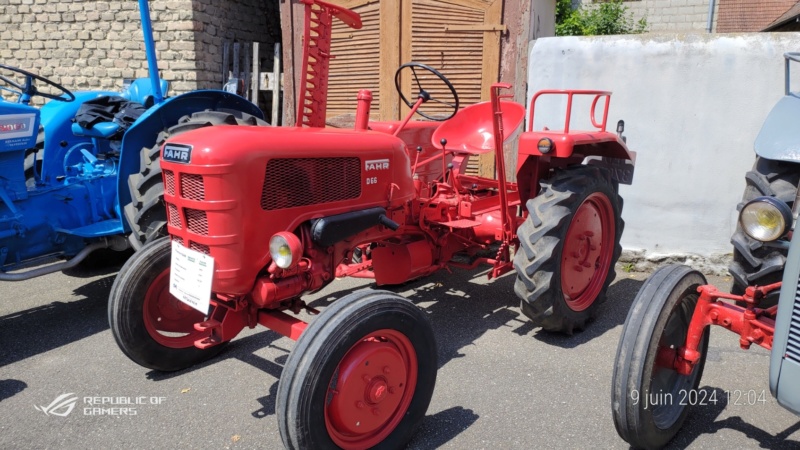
[124,110,267,250]
[513,165,623,334]
[612,264,709,449]
[23,127,44,188]
[729,157,799,304]
[277,290,437,450]
[108,236,226,371]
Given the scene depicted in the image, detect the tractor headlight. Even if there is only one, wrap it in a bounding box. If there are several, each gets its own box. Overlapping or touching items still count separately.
[269,232,303,269]
[739,196,793,242]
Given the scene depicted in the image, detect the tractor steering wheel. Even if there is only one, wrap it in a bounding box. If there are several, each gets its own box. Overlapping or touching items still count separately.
[394,62,459,121]
[0,63,75,105]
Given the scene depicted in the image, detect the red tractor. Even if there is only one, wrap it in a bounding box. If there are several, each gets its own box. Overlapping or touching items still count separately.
[109,0,636,448]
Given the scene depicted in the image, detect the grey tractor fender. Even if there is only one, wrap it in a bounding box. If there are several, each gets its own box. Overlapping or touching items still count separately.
[754,94,800,163]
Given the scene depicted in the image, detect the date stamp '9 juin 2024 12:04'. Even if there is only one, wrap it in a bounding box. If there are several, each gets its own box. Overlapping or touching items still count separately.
[630,389,769,410]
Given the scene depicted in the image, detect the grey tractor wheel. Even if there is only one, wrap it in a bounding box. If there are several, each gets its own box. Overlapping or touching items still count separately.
[124,110,267,250]
[513,165,624,334]
[612,264,709,450]
[729,157,799,303]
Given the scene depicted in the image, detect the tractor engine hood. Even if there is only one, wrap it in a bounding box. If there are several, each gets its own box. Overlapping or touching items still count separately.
[160,125,415,294]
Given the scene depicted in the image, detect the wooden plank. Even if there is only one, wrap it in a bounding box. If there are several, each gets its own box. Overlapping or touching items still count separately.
[445,24,506,32]
[243,43,251,98]
[279,0,300,126]
[251,42,259,104]
[417,0,492,11]
[233,42,240,82]
[477,0,502,178]
[379,0,400,120]
[400,0,413,119]
[480,0,501,101]
[222,41,230,86]
[272,42,281,125]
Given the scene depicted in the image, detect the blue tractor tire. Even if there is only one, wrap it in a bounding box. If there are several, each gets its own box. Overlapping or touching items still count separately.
[124,110,268,250]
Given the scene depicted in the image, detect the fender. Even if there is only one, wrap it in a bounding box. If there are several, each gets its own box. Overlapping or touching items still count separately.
[518,130,635,162]
[115,90,264,232]
[754,95,800,163]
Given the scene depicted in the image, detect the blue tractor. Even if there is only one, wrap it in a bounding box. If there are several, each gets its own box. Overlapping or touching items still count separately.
[0,0,265,280]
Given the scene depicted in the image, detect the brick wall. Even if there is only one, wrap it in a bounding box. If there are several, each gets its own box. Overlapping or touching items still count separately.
[0,0,278,96]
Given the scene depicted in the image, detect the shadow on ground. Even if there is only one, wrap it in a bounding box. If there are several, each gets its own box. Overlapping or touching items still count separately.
[0,273,116,367]
[665,387,800,449]
[142,266,643,447]
[0,379,27,402]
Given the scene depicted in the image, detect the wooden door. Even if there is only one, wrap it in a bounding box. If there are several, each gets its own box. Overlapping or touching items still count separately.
[327,0,502,123]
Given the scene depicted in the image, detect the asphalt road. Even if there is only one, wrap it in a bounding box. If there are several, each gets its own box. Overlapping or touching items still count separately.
[1,261,799,449]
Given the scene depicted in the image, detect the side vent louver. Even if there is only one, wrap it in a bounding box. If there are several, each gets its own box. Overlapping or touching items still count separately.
[260,157,361,210]
[787,274,800,363]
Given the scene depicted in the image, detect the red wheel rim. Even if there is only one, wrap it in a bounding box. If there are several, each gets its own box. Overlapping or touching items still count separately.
[324,329,418,449]
[143,269,208,348]
[561,192,615,311]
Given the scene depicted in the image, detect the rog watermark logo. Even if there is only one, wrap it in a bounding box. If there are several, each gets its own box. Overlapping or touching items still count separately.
[34,393,78,417]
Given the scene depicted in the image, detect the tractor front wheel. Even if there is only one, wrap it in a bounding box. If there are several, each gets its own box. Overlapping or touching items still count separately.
[276,290,437,450]
[611,264,709,449]
[108,237,226,371]
[124,110,267,250]
[513,165,623,333]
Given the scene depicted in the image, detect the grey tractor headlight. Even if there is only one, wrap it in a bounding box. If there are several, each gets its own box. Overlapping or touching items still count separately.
[739,196,793,242]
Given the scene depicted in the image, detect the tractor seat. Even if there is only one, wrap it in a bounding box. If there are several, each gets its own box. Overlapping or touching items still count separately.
[432,100,525,154]
[71,121,121,139]
[121,78,169,107]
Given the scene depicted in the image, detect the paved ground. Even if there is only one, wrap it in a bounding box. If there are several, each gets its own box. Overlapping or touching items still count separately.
[1,261,799,449]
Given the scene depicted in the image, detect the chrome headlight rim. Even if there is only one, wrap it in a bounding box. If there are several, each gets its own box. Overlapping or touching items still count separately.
[739,196,793,242]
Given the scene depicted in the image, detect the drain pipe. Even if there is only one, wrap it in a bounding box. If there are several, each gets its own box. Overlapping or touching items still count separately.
[706,0,716,32]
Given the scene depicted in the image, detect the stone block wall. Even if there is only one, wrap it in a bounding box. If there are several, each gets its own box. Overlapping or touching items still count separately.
[0,0,277,96]
[575,0,720,33]
[624,0,720,32]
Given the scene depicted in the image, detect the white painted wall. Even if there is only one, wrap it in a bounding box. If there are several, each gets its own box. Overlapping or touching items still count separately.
[527,33,800,267]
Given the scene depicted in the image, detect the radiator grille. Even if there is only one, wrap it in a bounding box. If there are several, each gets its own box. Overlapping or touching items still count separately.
[261,157,361,210]
[167,203,181,229]
[170,236,209,255]
[181,174,205,200]
[185,208,208,236]
[189,241,210,254]
[788,278,800,363]
[164,170,175,196]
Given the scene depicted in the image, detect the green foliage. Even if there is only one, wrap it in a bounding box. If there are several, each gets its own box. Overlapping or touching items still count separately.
[555,0,648,36]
